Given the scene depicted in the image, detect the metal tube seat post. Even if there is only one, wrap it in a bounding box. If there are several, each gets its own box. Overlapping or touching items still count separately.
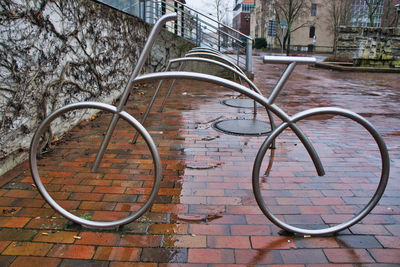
[133,71,390,236]
[262,55,318,105]
[29,13,178,229]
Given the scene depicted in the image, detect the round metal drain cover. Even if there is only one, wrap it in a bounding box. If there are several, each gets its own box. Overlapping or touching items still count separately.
[221,99,262,109]
[213,119,271,136]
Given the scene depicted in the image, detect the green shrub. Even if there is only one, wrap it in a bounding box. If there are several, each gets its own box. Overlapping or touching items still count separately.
[254,38,268,49]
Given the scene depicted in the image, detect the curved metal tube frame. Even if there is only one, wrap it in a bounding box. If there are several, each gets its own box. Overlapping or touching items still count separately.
[30,72,390,235]
[188,48,222,55]
[252,107,390,235]
[131,57,277,145]
[191,46,221,53]
[185,52,245,75]
[185,50,244,86]
[132,71,389,235]
[91,13,177,172]
[29,102,162,229]
[133,71,325,177]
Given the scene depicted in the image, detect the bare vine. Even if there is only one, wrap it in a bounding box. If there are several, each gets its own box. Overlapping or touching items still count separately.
[0,0,193,174]
[0,0,144,164]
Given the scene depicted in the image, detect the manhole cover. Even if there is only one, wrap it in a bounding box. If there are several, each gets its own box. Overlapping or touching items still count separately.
[221,99,263,109]
[212,119,271,136]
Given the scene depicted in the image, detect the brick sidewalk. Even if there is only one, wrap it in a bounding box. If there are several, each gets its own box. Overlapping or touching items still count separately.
[0,56,399,266]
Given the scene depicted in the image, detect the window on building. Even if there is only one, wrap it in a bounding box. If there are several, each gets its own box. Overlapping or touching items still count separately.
[309,26,315,38]
[350,0,384,27]
[311,3,317,16]
[242,3,255,13]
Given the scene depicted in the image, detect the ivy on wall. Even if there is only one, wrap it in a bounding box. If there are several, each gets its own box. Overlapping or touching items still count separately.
[0,0,194,174]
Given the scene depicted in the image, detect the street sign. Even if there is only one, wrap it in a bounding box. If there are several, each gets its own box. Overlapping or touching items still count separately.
[268,20,276,36]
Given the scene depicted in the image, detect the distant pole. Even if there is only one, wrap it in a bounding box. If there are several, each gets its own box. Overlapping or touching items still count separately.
[280,21,287,55]
[313,35,316,53]
[218,21,221,52]
[281,28,286,54]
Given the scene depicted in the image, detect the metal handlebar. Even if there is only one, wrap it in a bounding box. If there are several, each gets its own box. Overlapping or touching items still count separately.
[263,56,316,65]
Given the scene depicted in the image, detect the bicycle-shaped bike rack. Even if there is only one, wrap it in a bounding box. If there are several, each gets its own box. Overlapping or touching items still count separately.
[30,13,390,236]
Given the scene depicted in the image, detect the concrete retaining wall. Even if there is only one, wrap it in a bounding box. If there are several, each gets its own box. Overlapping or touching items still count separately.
[336,26,400,60]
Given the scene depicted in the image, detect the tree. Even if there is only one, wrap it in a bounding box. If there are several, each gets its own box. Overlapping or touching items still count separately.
[381,0,399,27]
[326,0,353,57]
[352,0,385,26]
[260,0,270,38]
[273,0,312,55]
[212,0,233,50]
[365,0,385,26]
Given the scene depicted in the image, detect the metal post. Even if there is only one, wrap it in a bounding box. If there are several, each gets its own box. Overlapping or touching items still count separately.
[196,14,199,45]
[181,4,185,37]
[218,22,221,52]
[139,0,145,20]
[237,47,240,67]
[155,0,159,18]
[268,62,296,104]
[246,38,252,72]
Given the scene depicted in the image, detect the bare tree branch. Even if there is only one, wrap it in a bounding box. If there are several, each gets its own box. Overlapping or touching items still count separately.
[273,0,312,55]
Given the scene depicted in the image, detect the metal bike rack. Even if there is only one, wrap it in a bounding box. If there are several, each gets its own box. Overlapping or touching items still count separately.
[133,71,390,236]
[30,13,390,235]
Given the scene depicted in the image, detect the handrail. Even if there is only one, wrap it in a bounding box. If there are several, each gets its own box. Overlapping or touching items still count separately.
[152,0,246,44]
[263,56,317,64]
[175,1,252,40]
[97,0,253,72]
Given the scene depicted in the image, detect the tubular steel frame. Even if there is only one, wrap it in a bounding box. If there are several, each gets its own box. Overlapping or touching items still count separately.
[131,56,276,144]
[30,13,390,235]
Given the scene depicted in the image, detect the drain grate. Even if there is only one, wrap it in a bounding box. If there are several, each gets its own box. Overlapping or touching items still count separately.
[212,119,271,136]
[221,99,262,109]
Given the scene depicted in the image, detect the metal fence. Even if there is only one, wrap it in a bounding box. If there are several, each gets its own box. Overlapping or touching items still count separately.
[96,0,253,72]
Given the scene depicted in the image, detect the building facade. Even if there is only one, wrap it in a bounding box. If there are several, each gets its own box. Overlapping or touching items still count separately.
[289,0,333,53]
[250,0,333,52]
[233,0,255,35]
[250,0,400,53]
[350,0,385,27]
[97,0,189,37]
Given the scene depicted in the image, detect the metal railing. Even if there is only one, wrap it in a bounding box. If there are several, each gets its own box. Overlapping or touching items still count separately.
[96,0,253,72]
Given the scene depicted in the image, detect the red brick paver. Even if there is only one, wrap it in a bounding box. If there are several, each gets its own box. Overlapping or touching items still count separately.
[0,55,399,265]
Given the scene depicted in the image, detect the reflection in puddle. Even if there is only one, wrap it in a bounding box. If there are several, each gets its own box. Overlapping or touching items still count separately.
[176,213,223,223]
[263,148,275,178]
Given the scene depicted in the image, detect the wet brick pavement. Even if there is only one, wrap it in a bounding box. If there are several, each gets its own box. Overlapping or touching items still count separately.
[0,56,399,266]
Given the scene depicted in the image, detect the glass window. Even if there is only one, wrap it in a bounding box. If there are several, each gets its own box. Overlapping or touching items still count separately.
[311,3,317,16]
[309,26,315,38]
